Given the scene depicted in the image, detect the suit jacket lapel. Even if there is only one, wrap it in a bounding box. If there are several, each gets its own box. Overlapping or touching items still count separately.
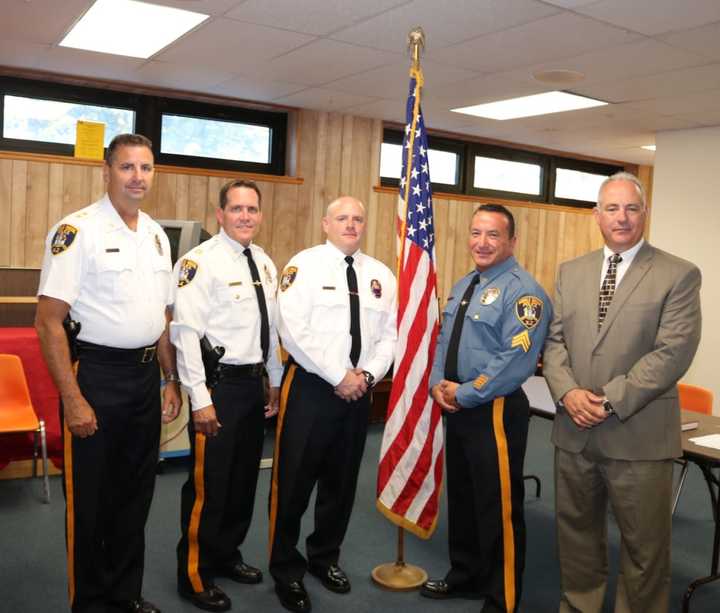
[585,250,605,342]
[593,242,654,349]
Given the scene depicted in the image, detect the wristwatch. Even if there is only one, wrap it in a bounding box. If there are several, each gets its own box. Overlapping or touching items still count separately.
[362,370,375,387]
[602,399,615,415]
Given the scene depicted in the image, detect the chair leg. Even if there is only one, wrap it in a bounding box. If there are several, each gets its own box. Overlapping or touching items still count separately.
[673,461,690,516]
[39,420,50,504]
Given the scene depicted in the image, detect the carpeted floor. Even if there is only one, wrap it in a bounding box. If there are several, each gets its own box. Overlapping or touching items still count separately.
[1,417,718,612]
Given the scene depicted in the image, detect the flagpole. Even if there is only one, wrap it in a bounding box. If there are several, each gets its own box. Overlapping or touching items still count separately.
[371,27,429,591]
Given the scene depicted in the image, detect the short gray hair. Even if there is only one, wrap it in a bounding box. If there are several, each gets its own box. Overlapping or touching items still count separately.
[597,171,646,208]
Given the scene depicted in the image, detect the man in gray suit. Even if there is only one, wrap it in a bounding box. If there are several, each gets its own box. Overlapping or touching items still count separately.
[543,171,702,613]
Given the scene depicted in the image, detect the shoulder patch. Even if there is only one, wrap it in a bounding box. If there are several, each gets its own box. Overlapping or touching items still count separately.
[51,224,78,255]
[280,266,297,292]
[515,295,543,329]
[178,259,198,287]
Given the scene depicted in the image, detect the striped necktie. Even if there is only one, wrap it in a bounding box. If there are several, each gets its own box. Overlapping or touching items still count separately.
[598,253,622,330]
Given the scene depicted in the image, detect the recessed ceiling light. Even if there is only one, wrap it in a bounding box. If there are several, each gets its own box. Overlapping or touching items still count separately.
[532,69,585,85]
[60,0,208,59]
[641,145,656,151]
[451,91,607,121]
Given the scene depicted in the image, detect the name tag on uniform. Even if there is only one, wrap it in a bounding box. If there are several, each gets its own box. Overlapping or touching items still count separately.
[105,248,120,253]
[322,286,336,290]
[228,281,243,287]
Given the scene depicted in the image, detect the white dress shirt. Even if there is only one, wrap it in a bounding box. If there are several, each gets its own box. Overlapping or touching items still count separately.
[600,239,645,288]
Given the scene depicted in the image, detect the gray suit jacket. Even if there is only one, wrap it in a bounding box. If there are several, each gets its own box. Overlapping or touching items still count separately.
[543,242,702,460]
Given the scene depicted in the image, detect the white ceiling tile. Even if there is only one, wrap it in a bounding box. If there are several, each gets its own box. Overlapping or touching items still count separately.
[330,0,561,52]
[423,73,548,107]
[661,22,720,61]
[428,12,641,73]
[0,0,92,45]
[153,18,315,72]
[344,99,407,124]
[575,0,720,36]
[25,47,145,82]
[132,61,236,91]
[207,76,307,102]
[271,88,380,112]
[259,39,401,87]
[542,0,602,7]
[0,39,53,69]
[672,109,720,126]
[226,0,411,36]
[151,0,246,16]
[621,89,720,116]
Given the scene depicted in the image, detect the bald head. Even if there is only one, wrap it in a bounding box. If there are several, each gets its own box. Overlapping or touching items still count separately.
[323,196,366,255]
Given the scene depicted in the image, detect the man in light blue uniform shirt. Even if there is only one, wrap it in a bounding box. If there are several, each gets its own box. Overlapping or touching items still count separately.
[421,204,551,613]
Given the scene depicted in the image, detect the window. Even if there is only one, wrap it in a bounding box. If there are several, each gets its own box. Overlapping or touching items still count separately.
[380,127,625,209]
[0,76,288,175]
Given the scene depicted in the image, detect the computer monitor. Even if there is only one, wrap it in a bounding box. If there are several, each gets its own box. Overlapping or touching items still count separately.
[157,219,211,265]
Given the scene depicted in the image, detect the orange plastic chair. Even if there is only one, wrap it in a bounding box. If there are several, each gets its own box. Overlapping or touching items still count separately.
[673,383,714,515]
[0,354,50,503]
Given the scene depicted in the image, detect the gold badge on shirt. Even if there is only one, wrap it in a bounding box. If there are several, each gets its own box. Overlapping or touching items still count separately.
[280,266,297,292]
[51,224,78,255]
[154,234,163,256]
[515,295,543,329]
[370,279,382,298]
[479,287,500,305]
[178,259,198,288]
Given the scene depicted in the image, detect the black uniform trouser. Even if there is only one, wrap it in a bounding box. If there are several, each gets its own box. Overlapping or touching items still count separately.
[62,343,161,613]
[269,363,370,586]
[177,374,265,593]
[445,388,529,613]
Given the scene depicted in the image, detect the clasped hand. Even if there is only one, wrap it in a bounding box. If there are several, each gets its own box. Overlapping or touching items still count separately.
[334,369,367,402]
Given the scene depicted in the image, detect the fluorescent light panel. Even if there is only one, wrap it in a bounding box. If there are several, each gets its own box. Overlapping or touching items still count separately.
[641,145,656,151]
[60,0,208,59]
[452,91,607,120]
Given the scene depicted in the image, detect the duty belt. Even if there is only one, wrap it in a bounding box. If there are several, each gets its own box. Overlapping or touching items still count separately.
[217,362,265,378]
[76,340,158,365]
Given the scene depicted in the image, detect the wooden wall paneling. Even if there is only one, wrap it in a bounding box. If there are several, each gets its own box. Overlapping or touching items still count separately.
[48,163,64,230]
[187,174,209,224]
[0,159,12,266]
[204,176,223,235]
[372,191,396,272]
[309,111,329,248]
[512,206,529,271]
[175,174,190,220]
[340,115,355,196]
[61,164,90,217]
[156,172,178,220]
[363,119,383,259]
[253,180,275,256]
[431,195,450,303]
[25,162,49,268]
[89,166,104,202]
[269,183,299,271]
[539,208,559,295]
[296,110,319,250]
[323,113,345,206]
[10,160,28,267]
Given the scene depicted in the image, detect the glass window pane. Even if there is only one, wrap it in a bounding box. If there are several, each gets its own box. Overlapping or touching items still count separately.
[554,167,608,202]
[161,114,270,163]
[474,156,541,195]
[3,95,135,146]
[380,142,459,185]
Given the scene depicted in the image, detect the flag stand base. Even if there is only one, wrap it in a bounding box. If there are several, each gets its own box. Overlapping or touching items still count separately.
[371,561,427,591]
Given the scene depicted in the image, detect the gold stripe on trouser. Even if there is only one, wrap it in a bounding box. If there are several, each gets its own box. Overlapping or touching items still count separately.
[492,397,516,613]
[268,364,297,556]
[187,433,207,593]
[64,360,79,607]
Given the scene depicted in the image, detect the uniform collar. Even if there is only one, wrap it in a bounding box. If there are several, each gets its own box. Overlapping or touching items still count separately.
[98,193,150,239]
[219,227,253,257]
[474,255,517,288]
[325,240,361,265]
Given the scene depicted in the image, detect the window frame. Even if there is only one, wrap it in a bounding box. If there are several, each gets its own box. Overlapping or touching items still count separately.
[467,143,547,202]
[549,157,623,209]
[0,76,288,176]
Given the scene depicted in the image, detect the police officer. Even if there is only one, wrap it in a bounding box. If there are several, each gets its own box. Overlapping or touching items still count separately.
[269,196,397,613]
[421,204,551,613]
[35,133,181,613]
[171,179,282,612]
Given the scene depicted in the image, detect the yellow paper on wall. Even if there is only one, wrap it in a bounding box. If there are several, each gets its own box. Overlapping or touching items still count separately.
[74,120,105,160]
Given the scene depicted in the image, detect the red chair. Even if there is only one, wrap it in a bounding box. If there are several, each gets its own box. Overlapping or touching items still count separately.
[0,354,50,503]
[672,383,714,515]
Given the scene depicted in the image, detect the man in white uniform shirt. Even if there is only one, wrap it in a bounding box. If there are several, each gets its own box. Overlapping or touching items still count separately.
[35,134,181,613]
[171,180,282,612]
[269,196,397,613]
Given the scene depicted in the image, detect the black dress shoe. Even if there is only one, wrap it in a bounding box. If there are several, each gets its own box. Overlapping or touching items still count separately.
[217,561,263,584]
[308,564,351,594]
[112,598,162,613]
[420,579,483,600]
[275,580,312,613]
[178,584,231,612]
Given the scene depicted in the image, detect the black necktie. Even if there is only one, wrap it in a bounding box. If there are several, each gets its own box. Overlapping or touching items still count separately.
[597,253,622,331]
[244,247,270,363]
[345,255,361,367]
[444,274,480,383]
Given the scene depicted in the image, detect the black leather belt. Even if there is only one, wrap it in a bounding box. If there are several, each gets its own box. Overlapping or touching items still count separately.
[76,340,157,364]
[217,362,265,378]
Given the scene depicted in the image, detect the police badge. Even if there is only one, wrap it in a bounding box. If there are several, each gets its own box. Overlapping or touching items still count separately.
[515,296,543,329]
[280,266,298,292]
[154,234,163,256]
[263,264,273,285]
[51,224,78,255]
[479,287,500,305]
[178,259,198,287]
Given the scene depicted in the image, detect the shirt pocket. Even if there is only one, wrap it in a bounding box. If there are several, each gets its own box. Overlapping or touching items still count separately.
[362,298,388,340]
[311,288,348,333]
[152,255,172,305]
[215,285,257,328]
[96,250,134,303]
[466,305,502,350]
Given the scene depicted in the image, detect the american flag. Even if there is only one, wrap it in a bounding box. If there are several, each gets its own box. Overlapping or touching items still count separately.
[376,65,442,538]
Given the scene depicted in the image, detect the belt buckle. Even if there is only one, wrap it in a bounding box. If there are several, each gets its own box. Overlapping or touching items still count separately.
[141,346,156,363]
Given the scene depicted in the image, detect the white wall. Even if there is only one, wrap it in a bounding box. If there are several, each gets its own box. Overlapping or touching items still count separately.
[652,128,720,413]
